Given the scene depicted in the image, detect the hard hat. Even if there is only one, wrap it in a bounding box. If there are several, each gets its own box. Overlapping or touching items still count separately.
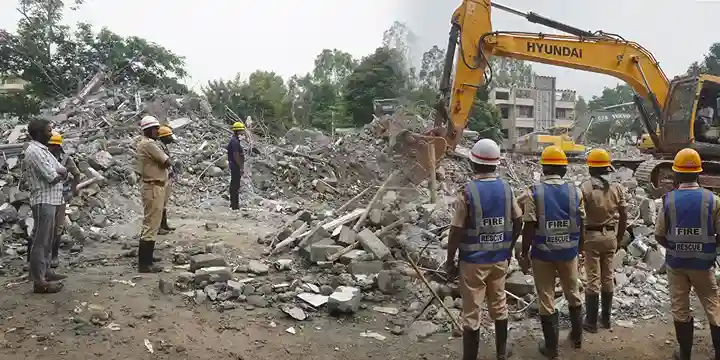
[672,148,703,173]
[470,138,501,166]
[140,116,160,130]
[157,126,173,138]
[231,121,246,131]
[48,131,63,146]
[586,149,611,168]
[539,145,568,166]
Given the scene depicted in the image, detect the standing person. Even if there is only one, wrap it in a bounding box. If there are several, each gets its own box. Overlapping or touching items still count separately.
[518,145,585,359]
[655,148,720,360]
[580,149,628,333]
[135,116,170,273]
[23,118,68,293]
[227,121,246,210]
[446,139,522,360]
[46,131,82,268]
[156,126,177,234]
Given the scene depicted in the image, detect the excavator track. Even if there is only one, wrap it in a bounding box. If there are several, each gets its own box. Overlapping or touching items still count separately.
[630,159,720,197]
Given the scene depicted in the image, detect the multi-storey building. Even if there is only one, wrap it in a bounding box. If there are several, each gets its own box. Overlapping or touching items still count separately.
[0,76,27,94]
[488,75,576,149]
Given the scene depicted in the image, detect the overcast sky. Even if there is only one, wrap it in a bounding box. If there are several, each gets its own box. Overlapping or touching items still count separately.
[0,0,717,99]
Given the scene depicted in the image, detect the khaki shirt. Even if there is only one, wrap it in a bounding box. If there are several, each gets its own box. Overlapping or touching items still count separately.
[450,173,522,228]
[655,182,720,236]
[580,179,627,227]
[522,175,586,222]
[136,136,169,182]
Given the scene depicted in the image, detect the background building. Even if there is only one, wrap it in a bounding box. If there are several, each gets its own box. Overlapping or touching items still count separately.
[0,76,27,94]
[489,74,576,149]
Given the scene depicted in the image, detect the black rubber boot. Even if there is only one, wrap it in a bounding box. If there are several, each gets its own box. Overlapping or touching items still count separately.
[462,329,480,360]
[138,241,162,273]
[710,324,720,360]
[160,210,175,231]
[495,319,511,360]
[584,293,599,333]
[538,313,558,359]
[600,291,613,329]
[672,319,693,360]
[568,305,583,349]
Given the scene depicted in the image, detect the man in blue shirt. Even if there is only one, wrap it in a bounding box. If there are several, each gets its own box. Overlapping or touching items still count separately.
[227,122,246,210]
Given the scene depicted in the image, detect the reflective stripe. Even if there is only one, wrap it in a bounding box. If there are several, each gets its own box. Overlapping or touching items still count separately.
[459,178,514,264]
[459,241,513,252]
[531,181,581,261]
[665,188,717,269]
[466,180,512,236]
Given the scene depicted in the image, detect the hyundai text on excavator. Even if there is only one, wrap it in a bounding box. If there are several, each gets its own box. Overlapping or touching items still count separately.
[400,0,720,194]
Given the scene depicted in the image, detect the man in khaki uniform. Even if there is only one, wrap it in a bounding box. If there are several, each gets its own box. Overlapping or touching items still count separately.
[655,148,720,360]
[136,116,170,273]
[446,139,522,360]
[519,145,585,359]
[580,149,628,332]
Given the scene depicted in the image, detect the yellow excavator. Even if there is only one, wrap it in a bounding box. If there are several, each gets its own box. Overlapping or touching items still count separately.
[400,0,720,194]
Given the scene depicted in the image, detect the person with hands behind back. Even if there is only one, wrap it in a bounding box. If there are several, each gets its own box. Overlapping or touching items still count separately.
[445,139,522,360]
[518,145,585,359]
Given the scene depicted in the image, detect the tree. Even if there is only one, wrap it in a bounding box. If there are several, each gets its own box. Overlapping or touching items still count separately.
[467,88,502,141]
[686,43,720,76]
[574,96,588,119]
[382,21,416,68]
[588,84,634,110]
[345,47,407,126]
[489,57,534,88]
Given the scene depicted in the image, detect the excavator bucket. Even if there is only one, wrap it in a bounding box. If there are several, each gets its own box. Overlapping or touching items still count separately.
[370,111,450,185]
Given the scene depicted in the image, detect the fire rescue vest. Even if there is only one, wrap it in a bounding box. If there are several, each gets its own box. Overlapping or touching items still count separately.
[459,178,514,264]
[530,181,581,262]
[663,188,717,270]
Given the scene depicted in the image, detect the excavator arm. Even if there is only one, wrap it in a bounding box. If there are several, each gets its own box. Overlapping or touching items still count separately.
[399,0,670,184]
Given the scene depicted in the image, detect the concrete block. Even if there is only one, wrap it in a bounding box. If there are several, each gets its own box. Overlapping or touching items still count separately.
[327,286,362,313]
[505,271,535,296]
[337,225,357,246]
[194,266,232,284]
[190,253,227,272]
[301,239,343,263]
[348,260,383,275]
[358,228,391,260]
[339,249,367,265]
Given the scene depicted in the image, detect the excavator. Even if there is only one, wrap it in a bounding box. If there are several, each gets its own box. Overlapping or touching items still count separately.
[399,0,720,194]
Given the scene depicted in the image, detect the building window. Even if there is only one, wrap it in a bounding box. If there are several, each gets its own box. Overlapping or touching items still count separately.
[556,108,568,119]
[495,91,509,100]
[517,105,533,118]
[499,106,509,119]
[516,89,532,98]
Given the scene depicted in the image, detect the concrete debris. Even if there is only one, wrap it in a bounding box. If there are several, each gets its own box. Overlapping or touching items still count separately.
[327,286,362,314]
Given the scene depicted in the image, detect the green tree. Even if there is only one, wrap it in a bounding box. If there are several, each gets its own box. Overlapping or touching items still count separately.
[686,43,720,76]
[467,88,502,141]
[345,47,407,126]
[574,96,588,119]
[489,57,534,88]
[588,84,634,110]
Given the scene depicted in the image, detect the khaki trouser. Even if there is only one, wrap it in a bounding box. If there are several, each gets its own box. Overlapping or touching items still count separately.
[164,179,172,206]
[667,266,720,325]
[459,260,508,330]
[140,182,165,241]
[532,257,582,315]
[584,229,617,294]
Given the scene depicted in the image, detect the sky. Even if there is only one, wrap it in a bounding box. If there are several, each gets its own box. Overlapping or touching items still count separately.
[0,0,717,99]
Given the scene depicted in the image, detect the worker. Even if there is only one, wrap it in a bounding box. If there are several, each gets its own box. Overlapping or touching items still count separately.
[46,131,82,268]
[446,138,522,360]
[518,145,585,359]
[655,148,720,360]
[23,118,68,293]
[156,126,177,234]
[580,149,627,333]
[227,121,246,210]
[135,116,170,273]
[695,92,717,143]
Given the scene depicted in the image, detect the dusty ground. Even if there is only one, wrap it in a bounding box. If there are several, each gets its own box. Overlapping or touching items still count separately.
[0,206,715,360]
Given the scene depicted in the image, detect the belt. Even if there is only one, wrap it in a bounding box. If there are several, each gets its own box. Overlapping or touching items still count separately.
[587,224,615,232]
[143,180,166,186]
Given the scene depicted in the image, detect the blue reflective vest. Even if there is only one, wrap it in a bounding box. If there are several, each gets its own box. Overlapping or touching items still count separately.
[459,178,514,264]
[664,188,717,270]
[530,181,581,262]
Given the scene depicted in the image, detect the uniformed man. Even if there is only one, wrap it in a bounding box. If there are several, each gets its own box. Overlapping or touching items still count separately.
[580,148,628,332]
[518,145,585,359]
[655,148,720,360]
[227,122,246,210]
[446,139,522,360]
[135,116,170,273]
[47,131,82,268]
[156,126,177,234]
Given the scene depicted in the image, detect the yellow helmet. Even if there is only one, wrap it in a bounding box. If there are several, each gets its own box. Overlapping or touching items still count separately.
[157,126,173,138]
[672,148,703,173]
[586,149,611,168]
[48,131,63,145]
[231,121,245,131]
[539,145,568,166]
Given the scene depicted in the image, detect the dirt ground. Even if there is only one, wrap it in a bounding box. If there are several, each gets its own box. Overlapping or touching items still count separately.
[0,206,715,360]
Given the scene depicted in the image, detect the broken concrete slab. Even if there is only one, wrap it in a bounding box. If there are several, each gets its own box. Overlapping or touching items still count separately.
[348,260,383,276]
[193,266,232,284]
[337,225,357,246]
[505,272,535,297]
[327,286,362,313]
[339,249,368,264]
[300,239,343,263]
[189,253,227,272]
[358,228,391,260]
[297,292,329,308]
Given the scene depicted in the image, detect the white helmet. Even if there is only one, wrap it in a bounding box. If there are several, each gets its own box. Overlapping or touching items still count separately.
[140,116,160,130]
[470,138,501,165]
